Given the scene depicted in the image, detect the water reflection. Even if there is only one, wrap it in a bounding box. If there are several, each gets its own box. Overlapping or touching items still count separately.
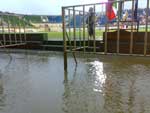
[0,72,5,110]
[0,52,150,113]
[128,79,136,113]
[62,61,106,113]
[89,61,106,93]
[63,66,90,113]
[102,73,124,113]
[63,57,150,113]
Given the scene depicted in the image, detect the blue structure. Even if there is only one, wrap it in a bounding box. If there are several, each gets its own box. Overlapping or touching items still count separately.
[47,16,62,23]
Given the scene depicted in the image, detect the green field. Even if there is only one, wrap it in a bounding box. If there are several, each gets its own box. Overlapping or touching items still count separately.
[1,27,150,41]
[47,30,104,40]
[47,27,150,40]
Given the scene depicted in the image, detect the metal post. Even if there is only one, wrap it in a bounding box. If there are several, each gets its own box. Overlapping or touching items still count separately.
[62,7,67,71]
[93,5,96,53]
[130,0,134,54]
[83,5,86,52]
[104,3,108,54]
[7,15,12,45]
[73,6,76,49]
[117,1,120,54]
[144,0,149,56]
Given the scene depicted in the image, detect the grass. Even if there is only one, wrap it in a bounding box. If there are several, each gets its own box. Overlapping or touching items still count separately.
[47,29,105,40]
[47,32,63,39]
[46,27,150,40]
[1,27,150,40]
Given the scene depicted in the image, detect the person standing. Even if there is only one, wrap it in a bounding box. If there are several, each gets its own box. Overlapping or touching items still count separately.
[86,7,95,40]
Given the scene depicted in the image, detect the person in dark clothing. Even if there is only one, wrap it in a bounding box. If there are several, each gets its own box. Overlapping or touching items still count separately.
[86,7,95,39]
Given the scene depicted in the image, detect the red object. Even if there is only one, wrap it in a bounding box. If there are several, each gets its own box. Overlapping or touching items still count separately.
[106,2,116,21]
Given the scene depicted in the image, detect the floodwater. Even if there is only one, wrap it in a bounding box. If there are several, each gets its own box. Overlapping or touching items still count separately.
[0,51,150,113]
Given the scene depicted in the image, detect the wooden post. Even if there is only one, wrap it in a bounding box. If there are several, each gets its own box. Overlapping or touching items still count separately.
[7,15,12,45]
[68,9,71,46]
[117,1,120,54]
[144,0,149,56]
[13,15,17,44]
[23,16,27,43]
[79,11,82,47]
[73,6,76,49]
[83,5,86,52]
[18,17,22,43]
[93,5,96,53]
[87,11,90,47]
[1,14,6,46]
[62,7,67,71]
[130,0,134,54]
[104,3,108,54]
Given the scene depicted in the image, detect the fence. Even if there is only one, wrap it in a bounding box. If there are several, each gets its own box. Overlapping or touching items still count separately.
[62,0,150,70]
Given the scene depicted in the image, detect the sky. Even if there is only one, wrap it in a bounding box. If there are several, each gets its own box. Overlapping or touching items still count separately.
[0,0,148,15]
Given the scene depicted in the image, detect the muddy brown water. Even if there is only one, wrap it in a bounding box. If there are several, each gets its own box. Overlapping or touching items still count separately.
[0,51,150,113]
